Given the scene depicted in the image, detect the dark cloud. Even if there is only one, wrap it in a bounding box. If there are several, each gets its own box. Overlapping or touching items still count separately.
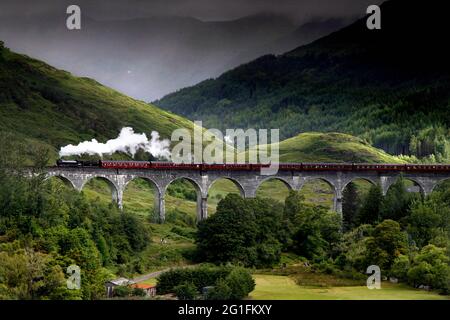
[0,0,383,100]
[0,0,381,22]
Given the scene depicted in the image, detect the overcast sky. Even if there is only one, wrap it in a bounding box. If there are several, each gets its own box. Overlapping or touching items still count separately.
[0,0,380,22]
[0,0,382,100]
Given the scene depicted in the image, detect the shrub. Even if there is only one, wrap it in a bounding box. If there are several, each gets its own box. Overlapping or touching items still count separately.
[157,268,193,294]
[132,287,146,297]
[207,279,231,300]
[156,265,255,300]
[406,245,450,293]
[174,282,197,300]
[224,267,255,300]
[114,285,132,297]
[391,255,410,281]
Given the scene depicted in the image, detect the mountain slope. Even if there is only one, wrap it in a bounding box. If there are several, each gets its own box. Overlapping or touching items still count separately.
[268,132,404,163]
[155,0,450,158]
[244,132,404,163]
[0,13,298,101]
[0,42,194,161]
[0,42,403,166]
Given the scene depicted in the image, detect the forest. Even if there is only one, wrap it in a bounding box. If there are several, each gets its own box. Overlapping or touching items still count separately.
[1,135,449,299]
[154,1,450,161]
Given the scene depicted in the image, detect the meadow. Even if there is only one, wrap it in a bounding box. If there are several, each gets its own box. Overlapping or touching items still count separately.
[250,275,449,300]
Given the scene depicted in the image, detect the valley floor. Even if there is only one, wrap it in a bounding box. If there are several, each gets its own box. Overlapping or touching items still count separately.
[249,274,449,300]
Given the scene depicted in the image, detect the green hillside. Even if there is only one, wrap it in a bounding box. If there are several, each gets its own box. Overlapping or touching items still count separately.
[274,132,405,163]
[0,40,404,223]
[155,0,450,161]
[0,41,194,162]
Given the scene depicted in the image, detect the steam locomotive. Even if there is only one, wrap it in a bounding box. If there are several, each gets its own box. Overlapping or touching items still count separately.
[56,159,450,172]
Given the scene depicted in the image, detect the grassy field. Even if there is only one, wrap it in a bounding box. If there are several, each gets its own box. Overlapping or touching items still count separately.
[250,275,449,300]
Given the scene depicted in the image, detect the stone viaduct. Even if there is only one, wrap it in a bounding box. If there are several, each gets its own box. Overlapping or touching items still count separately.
[44,167,450,222]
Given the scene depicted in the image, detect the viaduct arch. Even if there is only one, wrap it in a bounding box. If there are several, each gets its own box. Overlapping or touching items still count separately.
[44,167,450,222]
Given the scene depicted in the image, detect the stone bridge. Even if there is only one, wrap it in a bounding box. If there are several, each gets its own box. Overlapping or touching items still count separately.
[44,167,450,222]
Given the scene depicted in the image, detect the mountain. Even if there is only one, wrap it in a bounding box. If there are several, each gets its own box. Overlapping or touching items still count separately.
[0,41,194,162]
[0,41,403,165]
[0,13,295,101]
[0,11,350,102]
[155,0,450,159]
[266,18,349,55]
[256,132,404,163]
[218,17,348,75]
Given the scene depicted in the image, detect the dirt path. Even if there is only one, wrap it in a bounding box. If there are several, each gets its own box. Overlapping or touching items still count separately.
[132,269,168,283]
[132,264,199,283]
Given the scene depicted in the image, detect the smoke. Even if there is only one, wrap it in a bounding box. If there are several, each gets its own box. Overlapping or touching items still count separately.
[59,127,171,159]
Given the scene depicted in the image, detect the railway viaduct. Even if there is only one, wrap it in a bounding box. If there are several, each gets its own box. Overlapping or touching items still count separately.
[44,167,450,222]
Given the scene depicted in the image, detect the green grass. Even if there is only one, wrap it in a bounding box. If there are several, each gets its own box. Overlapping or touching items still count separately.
[139,278,157,286]
[246,132,406,164]
[250,275,449,300]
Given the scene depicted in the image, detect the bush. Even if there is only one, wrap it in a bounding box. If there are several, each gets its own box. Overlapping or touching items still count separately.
[207,279,231,300]
[157,265,230,294]
[406,245,450,293]
[391,255,410,281]
[132,287,146,297]
[174,282,197,300]
[224,267,255,300]
[156,265,255,300]
[157,268,193,294]
[114,285,132,297]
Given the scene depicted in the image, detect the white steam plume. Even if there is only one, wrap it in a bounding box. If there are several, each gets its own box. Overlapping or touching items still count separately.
[59,127,171,159]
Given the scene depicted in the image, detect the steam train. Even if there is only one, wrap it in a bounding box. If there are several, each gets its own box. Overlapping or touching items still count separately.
[56,160,450,172]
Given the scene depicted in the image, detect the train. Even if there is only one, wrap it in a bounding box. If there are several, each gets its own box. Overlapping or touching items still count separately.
[56,159,450,172]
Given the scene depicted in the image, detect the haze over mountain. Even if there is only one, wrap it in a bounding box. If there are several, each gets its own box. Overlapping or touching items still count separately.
[0,11,348,101]
[155,0,450,159]
[0,40,195,162]
[0,40,401,164]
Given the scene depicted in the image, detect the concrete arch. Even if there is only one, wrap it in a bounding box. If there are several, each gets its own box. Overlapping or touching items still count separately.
[430,177,450,193]
[385,176,425,195]
[164,176,206,222]
[123,176,162,221]
[341,177,377,194]
[299,176,337,194]
[298,176,340,215]
[81,176,120,204]
[45,173,77,190]
[81,176,118,193]
[255,176,294,193]
[207,177,245,197]
[164,176,202,195]
[124,176,161,196]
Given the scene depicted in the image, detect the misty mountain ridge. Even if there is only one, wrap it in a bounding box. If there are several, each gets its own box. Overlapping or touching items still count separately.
[154,0,450,159]
[0,41,401,165]
[0,12,346,101]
